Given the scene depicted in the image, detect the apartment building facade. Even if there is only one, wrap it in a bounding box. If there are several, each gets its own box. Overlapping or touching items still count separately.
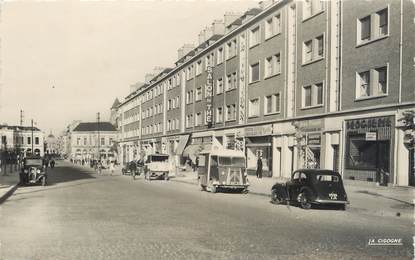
[116,0,415,186]
[0,125,45,157]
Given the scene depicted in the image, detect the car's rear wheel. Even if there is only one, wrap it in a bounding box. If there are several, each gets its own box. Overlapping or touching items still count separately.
[271,189,282,204]
[298,191,311,209]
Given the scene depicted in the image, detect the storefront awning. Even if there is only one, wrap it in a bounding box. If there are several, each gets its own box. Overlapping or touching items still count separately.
[176,135,190,155]
[182,144,202,161]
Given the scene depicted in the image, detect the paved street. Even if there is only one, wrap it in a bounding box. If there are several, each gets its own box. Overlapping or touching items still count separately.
[0,161,412,259]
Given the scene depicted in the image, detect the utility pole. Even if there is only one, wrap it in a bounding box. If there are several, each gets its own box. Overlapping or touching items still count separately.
[20,110,24,126]
[97,112,100,161]
[31,119,34,154]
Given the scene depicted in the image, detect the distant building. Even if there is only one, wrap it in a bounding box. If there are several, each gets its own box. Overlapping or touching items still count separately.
[45,132,59,155]
[69,122,117,162]
[0,125,45,157]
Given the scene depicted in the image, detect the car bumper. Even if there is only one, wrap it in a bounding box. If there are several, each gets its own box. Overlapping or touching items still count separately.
[215,184,249,189]
[314,199,349,204]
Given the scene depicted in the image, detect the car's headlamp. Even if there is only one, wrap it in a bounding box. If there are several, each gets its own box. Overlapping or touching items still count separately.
[36,169,41,174]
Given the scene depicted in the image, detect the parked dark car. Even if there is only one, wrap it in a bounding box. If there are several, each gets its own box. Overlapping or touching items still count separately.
[271,169,349,210]
[122,161,137,175]
[19,156,48,186]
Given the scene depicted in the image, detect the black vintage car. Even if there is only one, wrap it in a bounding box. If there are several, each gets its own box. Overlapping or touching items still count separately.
[271,169,349,210]
[20,156,48,186]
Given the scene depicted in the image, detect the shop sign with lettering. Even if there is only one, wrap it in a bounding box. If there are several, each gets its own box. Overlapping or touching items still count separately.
[346,116,392,131]
[365,132,377,141]
[295,119,324,132]
[205,66,213,128]
[307,133,321,146]
[245,125,273,137]
[238,32,247,124]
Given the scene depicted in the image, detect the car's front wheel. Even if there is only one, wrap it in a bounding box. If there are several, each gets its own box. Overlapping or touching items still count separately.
[271,189,282,204]
[297,191,312,209]
[41,177,47,186]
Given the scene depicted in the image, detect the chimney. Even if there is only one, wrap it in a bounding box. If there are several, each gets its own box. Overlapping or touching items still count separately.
[177,44,195,60]
[198,29,206,45]
[224,12,242,27]
[211,19,225,36]
[130,82,143,93]
[204,26,214,41]
[259,0,275,10]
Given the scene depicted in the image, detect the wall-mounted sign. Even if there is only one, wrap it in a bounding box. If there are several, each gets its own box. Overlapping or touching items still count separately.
[245,125,273,137]
[205,66,213,128]
[307,133,321,146]
[346,116,392,131]
[294,119,324,132]
[238,32,247,124]
[365,132,377,141]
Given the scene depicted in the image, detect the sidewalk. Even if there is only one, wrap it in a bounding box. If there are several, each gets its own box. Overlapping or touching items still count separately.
[172,170,414,220]
[0,167,20,204]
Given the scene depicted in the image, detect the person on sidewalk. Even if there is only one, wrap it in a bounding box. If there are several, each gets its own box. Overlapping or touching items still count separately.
[256,156,263,179]
[50,159,55,169]
[109,161,115,176]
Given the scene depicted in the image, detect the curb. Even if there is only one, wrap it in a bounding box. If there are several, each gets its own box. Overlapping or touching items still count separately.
[0,183,19,205]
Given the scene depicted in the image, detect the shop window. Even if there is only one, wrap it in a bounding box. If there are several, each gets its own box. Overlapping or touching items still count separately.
[250,62,260,83]
[248,98,260,117]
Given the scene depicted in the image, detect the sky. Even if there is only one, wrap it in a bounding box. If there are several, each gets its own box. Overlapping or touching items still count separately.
[0,0,257,135]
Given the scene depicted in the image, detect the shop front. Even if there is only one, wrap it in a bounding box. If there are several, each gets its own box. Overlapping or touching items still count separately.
[244,124,273,177]
[344,116,394,183]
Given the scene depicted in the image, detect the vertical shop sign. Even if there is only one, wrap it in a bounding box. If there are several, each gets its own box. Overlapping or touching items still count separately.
[205,66,213,128]
[238,32,247,124]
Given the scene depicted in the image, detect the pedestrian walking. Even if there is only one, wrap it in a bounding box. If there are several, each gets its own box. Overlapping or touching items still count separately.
[256,156,263,179]
[109,161,115,175]
[50,159,55,169]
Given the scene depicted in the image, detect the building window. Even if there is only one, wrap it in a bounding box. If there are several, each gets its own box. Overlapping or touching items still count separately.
[216,78,223,94]
[264,53,281,78]
[378,9,388,36]
[196,60,202,75]
[225,72,237,91]
[83,138,87,146]
[217,47,224,64]
[250,62,260,83]
[216,107,223,123]
[359,16,371,42]
[205,53,214,69]
[265,94,280,114]
[356,66,388,99]
[226,104,236,121]
[175,97,180,108]
[195,112,202,126]
[248,98,260,117]
[302,83,324,108]
[186,90,194,104]
[265,14,281,39]
[35,137,39,145]
[303,0,324,20]
[100,138,105,146]
[196,87,203,101]
[226,39,237,59]
[303,35,324,64]
[249,26,260,47]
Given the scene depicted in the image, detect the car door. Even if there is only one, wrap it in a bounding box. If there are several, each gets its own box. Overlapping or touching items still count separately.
[288,171,301,200]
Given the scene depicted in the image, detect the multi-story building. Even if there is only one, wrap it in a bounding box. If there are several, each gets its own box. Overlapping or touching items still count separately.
[0,125,45,156]
[116,0,415,186]
[68,122,117,163]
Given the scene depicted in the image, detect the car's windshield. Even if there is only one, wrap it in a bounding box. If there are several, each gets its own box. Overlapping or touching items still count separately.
[316,174,339,182]
[150,156,168,162]
[25,159,43,166]
[218,157,245,167]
